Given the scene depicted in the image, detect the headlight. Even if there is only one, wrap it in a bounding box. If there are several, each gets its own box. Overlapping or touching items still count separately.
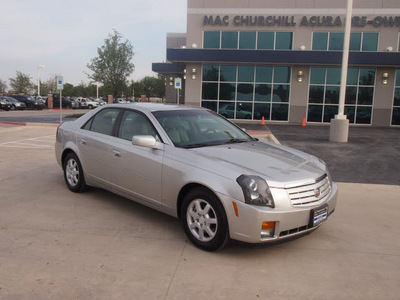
[236,175,275,208]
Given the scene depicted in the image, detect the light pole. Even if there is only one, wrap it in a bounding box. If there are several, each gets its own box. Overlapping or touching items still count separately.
[96,82,100,99]
[37,65,45,97]
[329,0,352,142]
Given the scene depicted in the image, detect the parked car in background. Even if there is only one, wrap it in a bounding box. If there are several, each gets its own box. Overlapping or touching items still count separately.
[91,98,106,106]
[78,98,99,109]
[70,98,81,109]
[52,96,72,109]
[0,97,12,111]
[9,95,45,110]
[36,96,47,102]
[55,103,338,251]
[1,97,26,110]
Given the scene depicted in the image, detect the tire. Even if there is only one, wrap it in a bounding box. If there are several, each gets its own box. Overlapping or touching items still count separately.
[181,187,229,251]
[63,152,86,193]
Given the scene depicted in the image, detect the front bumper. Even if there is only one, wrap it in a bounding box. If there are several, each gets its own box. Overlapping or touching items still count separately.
[222,182,338,244]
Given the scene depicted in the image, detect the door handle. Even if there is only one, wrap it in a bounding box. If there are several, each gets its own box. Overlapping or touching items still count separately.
[112,150,121,158]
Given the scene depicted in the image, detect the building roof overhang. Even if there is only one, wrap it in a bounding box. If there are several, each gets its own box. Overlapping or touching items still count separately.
[152,62,184,74]
[165,48,400,67]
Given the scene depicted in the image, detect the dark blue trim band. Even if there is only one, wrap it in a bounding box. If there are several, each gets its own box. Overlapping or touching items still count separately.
[166,48,400,66]
[152,62,184,73]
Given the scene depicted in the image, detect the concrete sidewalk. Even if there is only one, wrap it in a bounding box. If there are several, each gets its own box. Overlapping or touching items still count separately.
[0,124,399,299]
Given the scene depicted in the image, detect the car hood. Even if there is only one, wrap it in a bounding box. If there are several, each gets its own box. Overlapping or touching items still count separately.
[188,141,326,187]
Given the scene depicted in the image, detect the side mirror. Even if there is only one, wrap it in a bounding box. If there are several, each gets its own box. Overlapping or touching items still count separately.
[132,135,161,149]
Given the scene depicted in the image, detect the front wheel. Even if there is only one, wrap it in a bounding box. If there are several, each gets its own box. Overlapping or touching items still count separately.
[181,187,229,251]
[63,152,86,193]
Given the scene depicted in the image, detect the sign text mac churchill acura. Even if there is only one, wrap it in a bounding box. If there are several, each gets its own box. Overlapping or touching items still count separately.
[203,15,400,28]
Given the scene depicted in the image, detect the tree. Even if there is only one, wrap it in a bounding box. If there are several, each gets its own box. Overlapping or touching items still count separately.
[140,76,165,100]
[9,71,33,94]
[86,30,134,98]
[131,80,143,99]
[40,74,60,95]
[62,83,75,96]
[0,79,7,94]
[74,81,89,97]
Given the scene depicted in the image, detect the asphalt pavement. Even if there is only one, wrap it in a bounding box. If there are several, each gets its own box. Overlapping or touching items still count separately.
[262,124,400,185]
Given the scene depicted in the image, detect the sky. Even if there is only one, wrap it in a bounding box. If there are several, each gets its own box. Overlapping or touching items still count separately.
[0,0,187,87]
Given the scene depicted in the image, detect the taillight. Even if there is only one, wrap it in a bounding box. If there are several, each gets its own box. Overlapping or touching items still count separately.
[56,123,64,142]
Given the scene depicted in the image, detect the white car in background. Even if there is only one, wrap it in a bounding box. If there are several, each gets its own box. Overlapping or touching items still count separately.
[77,98,99,109]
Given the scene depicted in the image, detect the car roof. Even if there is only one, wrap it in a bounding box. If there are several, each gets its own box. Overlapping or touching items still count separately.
[108,103,206,113]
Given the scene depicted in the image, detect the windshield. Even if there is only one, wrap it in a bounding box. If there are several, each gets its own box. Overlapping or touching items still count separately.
[153,109,254,148]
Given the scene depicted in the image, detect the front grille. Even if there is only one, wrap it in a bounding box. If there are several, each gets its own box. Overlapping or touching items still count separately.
[279,209,335,238]
[286,174,331,207]
[280,225,311,237]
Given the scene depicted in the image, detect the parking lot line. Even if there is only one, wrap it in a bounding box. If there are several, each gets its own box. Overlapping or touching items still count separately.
[0,135,55,149]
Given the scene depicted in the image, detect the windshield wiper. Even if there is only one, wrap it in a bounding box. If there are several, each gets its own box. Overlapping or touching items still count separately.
[181,139,249,148]
[181,142,217,149]
[224,138,249,144]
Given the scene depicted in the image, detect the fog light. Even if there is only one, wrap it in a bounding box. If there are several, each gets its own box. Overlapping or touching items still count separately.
[261,221,275,238]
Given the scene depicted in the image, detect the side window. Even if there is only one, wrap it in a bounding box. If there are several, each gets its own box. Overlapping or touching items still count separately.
[82,108,119,135]
[118,110,157,141]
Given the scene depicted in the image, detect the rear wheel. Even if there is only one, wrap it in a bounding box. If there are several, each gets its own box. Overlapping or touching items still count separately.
[63,153,86,192]
[181,187,229,251]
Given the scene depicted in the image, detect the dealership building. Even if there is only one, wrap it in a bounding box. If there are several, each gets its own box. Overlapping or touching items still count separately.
[152,0,400,126]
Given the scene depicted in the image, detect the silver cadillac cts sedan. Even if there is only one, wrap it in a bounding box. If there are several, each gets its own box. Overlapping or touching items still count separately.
[55,103,338,251]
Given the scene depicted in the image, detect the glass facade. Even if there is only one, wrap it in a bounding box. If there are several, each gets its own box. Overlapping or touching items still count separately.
[202,64,291,121]
[308,67,375,124]
[204,31,293,50]
[393,69,400,126]
[312,32,379,51]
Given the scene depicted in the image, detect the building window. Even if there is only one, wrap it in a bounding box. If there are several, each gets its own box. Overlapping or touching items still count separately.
[203,31,220,48]
[204,31,293,50]
[308,67,375,124]
[312,32,379,51]
[239,31,256,49]
[275,32,293,50]
[201,64,291,121]
[221,32,238,49]
[257,32,274,49]
[392,69,400,126]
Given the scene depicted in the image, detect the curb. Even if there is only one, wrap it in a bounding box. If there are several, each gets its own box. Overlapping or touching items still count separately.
[0,121,59,127]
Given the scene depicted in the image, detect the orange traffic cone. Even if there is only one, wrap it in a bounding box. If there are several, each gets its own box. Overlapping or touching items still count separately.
[261,116,265,125]
[302,117,306,127]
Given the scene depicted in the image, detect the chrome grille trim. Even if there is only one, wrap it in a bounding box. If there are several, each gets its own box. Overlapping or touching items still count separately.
[287,174,331,207]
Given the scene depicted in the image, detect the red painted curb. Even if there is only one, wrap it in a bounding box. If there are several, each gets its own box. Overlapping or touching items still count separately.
[0,121,27,126]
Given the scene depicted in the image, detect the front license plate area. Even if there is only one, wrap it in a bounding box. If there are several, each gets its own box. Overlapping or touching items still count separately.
[309,204,328,227]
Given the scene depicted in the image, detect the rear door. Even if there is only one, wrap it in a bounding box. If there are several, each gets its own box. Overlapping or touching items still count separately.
[77,108,120,187]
